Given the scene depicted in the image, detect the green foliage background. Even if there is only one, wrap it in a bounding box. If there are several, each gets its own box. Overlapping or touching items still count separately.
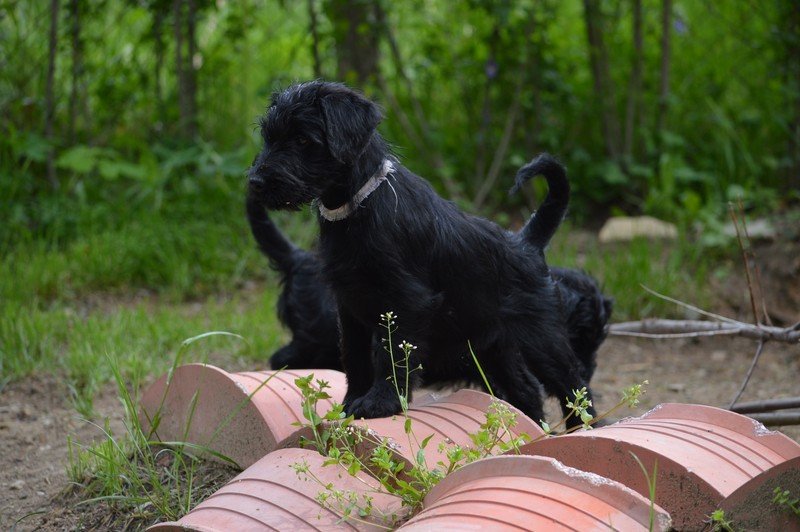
[3,0,799,247]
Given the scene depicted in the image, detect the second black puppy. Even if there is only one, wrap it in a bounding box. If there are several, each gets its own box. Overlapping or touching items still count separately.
[551,267,612,383]
[247,81,596,428]
[246,198,340,370]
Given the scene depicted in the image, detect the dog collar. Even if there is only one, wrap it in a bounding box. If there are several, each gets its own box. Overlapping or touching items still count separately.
[317,159,395,221]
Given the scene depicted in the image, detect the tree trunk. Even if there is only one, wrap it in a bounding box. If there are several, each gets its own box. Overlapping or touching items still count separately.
[623,0,643,164]
[173,0,186,134]
[326,0,380,86]
[186,0,198,139]
[45,0,60,189]
[307,0,323,78]
[68,0,83,142]
[153,4,165,130]
[172,0,198,139]
[785,0,800,192]
[583,0,621,161]
[653,0,672,177]
[474,9,537,209]
[474,25,500,184]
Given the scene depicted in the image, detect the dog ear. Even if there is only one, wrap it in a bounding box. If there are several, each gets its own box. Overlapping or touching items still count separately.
[319,90,382,164]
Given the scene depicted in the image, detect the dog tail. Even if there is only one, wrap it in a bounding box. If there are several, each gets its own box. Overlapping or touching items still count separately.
[246,197,297,273]
[510,153,570,250]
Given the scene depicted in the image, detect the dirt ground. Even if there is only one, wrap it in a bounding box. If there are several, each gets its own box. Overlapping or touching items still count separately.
[2,227,798,531]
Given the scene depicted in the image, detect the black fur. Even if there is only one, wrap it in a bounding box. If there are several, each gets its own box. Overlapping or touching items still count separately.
[246,197,340,370]
[246,208,612,388]
[551,267,613,383]
[247,80,597,428]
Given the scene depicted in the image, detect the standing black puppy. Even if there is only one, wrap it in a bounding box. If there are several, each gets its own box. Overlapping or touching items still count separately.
[246,198,340,370]
[247,81,596,428]
[247,157,612,385]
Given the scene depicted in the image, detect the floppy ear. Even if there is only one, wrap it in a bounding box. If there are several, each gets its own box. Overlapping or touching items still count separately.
[319,90,383,164]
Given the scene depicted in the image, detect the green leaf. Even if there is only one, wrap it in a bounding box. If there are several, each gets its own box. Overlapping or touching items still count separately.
[420,434,434,449]
[56,145,105,174]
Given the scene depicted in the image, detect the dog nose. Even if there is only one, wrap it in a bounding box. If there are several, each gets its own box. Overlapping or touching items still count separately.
[248,175,266,193]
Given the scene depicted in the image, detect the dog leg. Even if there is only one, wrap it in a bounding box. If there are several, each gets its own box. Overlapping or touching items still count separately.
[339,308,376,410]
[479,347,547,425]
[534,353,598,430]
[269,343,298,370]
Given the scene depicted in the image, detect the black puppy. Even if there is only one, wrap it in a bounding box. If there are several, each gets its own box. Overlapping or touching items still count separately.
[247,81,596,428]
[247,158,611,385]
[551,267,613,383]
[247,217,612,386]
[246,198,340,370]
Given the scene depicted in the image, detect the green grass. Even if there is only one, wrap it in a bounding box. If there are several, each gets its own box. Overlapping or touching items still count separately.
[0,207,726,405]
[65,341,244,529]
[1,288,286,415]
[547,225,722,321]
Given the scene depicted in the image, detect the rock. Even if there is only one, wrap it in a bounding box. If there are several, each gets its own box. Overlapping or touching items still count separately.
[722,218,776,241]
[599,216,678,243]
[10,479,25,490]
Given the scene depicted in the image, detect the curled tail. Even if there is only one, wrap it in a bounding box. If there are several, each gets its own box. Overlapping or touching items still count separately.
[246,196,297,273]
[511,153,570,250]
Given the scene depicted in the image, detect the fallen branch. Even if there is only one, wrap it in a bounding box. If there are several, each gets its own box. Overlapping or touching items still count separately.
[728,339,766,409]
[731,397,800,414]
[609,319,800,343]
[745,412,800,427]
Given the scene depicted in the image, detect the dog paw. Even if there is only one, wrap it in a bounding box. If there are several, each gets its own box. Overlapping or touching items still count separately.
[344,388,403,419]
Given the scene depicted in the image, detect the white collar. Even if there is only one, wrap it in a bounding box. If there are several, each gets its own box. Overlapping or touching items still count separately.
[317,159,395,221]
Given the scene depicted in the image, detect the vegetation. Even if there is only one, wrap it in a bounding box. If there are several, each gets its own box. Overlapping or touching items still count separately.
[289,313,648,528]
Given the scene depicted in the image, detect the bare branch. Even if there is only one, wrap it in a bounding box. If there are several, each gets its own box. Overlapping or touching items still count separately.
[728,339,766,409]
[640,285,742,325]
[746,412,800,427]
[731,397,800,414]
[609,319,800,343]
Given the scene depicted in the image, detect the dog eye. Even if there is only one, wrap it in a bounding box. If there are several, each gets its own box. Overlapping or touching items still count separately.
[297,136,309,146]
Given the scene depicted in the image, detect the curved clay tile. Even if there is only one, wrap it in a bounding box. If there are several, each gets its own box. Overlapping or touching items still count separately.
[521,403,800,530]
[148,447,402,531]
[139,364,347,469]
[346,389,545,471]
[399,454,671,531]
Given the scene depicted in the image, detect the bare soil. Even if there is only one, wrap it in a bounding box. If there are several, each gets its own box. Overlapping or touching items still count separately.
[2,231,798,531]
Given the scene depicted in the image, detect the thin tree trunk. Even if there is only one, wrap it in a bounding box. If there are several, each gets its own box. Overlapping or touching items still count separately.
[68,0,82,142]
[583,0,621,161]
[475,25,499,183]
[45,0,60,189]
[186,0,197,139]
[373,1,462,199]
[153,5,165,129]
[474,9,536,209]
[327,0,379,86]
[307,0,323,78]
[653,0,672,176]
[786,0,800,192]
[173,0,186,135]
[623,0,643,164]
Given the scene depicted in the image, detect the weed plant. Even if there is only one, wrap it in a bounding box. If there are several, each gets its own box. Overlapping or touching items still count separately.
[65,332,266,528]
[774,486,800,517]
[291,312,649,528]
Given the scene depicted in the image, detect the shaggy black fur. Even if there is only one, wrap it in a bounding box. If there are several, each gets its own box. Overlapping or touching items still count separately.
[247,80,597,427]
[245,198,340,370]
[551,267,613,383]
[246,208,612,386]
